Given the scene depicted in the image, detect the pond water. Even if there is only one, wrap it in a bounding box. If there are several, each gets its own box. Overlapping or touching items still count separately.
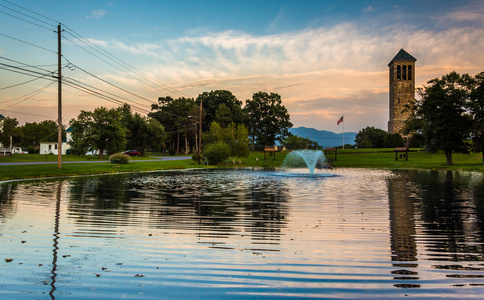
[0,168,483,299]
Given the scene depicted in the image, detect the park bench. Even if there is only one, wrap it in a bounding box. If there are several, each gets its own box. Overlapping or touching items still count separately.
[110,158,123,167]
[394,147,409,161]
[324,147,337,161]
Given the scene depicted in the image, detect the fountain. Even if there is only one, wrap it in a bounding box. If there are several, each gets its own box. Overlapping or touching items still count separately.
[282,149,327,175]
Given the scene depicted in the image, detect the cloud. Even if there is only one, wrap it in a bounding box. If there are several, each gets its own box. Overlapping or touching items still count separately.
[363,5,375,13]
[66,8,484,132]
[86,9,107,19]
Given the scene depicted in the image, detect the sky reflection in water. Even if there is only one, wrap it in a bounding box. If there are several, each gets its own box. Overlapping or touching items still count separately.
[0,168,483,299]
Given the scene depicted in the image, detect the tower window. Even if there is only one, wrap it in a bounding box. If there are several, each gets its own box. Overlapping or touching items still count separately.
[402,65,407,80]
[408,65,412,80]
[397,65,401,80]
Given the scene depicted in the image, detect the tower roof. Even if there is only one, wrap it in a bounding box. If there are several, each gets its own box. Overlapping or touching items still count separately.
[388,48,416,66]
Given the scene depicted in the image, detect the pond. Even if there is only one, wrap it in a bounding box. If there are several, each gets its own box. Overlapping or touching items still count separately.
[0,168,483,299]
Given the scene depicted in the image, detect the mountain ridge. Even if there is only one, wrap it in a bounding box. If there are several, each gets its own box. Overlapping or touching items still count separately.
[288,126,357,148]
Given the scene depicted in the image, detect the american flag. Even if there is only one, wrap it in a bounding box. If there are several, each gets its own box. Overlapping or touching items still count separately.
[337,116,344,125]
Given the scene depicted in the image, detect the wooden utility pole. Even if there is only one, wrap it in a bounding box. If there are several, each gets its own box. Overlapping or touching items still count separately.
[57,24,62,169]
[199,96,202,155]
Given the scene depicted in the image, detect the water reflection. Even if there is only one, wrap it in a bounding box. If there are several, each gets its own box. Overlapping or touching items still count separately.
[387,172,420,288]
[0,169,483,298]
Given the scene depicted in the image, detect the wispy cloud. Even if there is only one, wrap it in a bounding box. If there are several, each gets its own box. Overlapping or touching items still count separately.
[86,9,107,19]
[363,5,375,13]
[75,7,484,131]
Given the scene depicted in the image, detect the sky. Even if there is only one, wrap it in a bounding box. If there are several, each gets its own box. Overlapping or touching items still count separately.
[1,0,483,133]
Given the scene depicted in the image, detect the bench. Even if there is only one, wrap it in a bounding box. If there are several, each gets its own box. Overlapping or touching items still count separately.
[110,159,123,167]
[394,147,409,161]
[324,148,337,161]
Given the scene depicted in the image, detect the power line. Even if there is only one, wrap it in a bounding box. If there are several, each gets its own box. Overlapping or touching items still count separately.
[0,3,57,28]
[2,0,59,24]
[0,81,56,109]
[0,10,54,31]
[0,32,57,54]
[0,108,55,119]
[71,63,155,105]
[62,27,188,98]
[62,78,151,114]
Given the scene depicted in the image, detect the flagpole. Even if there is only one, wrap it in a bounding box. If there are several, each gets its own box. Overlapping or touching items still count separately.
[342,113,345,150]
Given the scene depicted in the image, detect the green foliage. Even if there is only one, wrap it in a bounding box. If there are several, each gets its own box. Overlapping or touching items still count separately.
[192,153,201,164]
[69,106,128,159]
[0,117,19,147]
[203,141,231,165]
[355,127,388,148]
[203,122,250,164]
[109,153,130,164]
[384,133,404,148]
[282,135,323,150]
[408,133,425,148]
[469,71,484,164]
[19,120,59,148]
[415,71,474,165]
[244,91,292,148]
[197,90,245,132]
[149,96,197,154]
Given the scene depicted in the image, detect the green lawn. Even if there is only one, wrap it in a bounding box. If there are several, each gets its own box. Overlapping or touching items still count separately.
[0,149,483,181]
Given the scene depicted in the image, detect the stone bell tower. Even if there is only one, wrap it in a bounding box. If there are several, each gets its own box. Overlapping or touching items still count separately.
[388,49,416,135]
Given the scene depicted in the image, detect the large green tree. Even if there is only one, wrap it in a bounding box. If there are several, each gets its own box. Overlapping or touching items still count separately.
[197,90,245,131]
[355,126,387,148]
[0,117,19,149]
[149,96,197,154]
[414,71,474,165]
[469,71,484,164]
[69,106,127,159]
[244,91,292,149]
[126,114,167,155]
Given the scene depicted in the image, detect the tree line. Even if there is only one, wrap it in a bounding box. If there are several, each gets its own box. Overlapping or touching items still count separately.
[0,90,296,161]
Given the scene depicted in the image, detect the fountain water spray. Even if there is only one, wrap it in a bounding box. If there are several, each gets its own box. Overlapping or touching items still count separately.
[282,150,327,175]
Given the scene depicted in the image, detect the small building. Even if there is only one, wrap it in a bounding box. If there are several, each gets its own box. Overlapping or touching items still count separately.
[39,127,73,155]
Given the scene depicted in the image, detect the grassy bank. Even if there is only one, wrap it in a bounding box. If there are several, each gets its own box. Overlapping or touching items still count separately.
[0,157,199,181]
[1,149,483,181]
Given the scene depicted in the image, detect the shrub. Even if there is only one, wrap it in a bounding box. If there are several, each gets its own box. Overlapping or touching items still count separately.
[109,153,130,164]
[203,141,231,165]
[192,153,201,164]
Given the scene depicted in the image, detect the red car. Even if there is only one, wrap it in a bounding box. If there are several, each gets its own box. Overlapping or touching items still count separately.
[123,150,141,156]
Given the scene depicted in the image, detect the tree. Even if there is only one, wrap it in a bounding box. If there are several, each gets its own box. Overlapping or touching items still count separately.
[414,72,473,165]
[126,114,167,155]
[0,117,19,149]
[282,135,323,150]
[226,123,250,164]
[69,107,127,159]
[244,92,292,149]
[469,71,484,164]
[149,96,197,155]
[384,133,405,148]
[355,126,387,148]
[197,90,245,131]
[20,120,58,150]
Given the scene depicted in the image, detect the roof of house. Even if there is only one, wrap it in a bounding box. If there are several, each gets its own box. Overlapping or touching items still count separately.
[388,48,417,66]
[0,114,5,119]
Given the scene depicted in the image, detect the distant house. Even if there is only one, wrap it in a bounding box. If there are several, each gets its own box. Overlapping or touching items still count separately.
[39,127,73,155]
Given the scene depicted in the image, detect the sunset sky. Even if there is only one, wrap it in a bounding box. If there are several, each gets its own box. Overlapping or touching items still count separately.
[1,0,483,132]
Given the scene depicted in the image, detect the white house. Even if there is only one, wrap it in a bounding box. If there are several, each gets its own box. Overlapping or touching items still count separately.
[39,127,72,155]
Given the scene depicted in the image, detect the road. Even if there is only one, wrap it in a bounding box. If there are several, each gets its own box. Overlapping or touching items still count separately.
[0,156,192,166]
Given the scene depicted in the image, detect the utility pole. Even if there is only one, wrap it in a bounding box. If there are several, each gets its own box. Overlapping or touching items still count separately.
[56,24,63,169]
[199,96,202,155]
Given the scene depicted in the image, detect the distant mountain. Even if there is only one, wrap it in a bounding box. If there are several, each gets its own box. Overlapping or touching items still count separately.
[288,127,357,148]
